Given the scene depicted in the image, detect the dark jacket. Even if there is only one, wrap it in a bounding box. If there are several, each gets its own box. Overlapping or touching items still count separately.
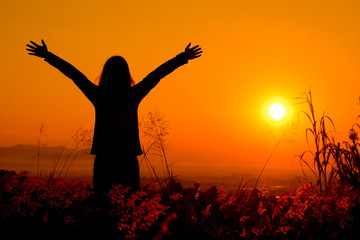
[45,52,188,156]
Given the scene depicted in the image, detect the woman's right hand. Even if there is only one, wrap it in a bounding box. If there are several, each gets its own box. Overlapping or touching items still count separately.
[26,40,48,58]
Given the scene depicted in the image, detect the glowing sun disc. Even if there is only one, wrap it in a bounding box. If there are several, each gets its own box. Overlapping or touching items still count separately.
[264,99,290,124]
[268,102,287,121]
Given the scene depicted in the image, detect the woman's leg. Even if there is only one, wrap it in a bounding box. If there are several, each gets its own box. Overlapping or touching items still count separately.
[93,154,140,206]
[93,155,111,207]
[115,155,140,191]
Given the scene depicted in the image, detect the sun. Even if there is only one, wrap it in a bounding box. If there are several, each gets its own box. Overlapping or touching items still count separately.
[263,98,290,124]
[268,102,287,121]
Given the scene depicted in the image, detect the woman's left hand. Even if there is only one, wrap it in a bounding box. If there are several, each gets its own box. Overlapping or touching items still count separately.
[184,43,202,60]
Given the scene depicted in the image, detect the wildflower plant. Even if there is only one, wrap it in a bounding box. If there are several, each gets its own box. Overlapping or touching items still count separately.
[108,184,169,239]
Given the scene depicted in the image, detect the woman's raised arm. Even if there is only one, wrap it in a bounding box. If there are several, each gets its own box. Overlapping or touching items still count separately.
[134,43,202,100]
[26,40,97,103]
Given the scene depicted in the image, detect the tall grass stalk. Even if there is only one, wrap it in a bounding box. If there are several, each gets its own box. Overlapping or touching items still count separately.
[297,91,337,194]
[254,117,297,189]
[296,91,360,191]
[141,146,166,192]
[48,137,72,182]
[48,128,93,182]
[141,111,175,192]
[331,124,360,189]
[254,140,281,189]
[63,128,93,178]
[36,123,45,177]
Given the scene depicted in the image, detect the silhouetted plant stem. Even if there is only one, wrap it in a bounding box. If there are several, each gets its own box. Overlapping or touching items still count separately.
[48,137,72,182]
[297,90,337,194]
[36,123,45,177]
[254,114,297,190]
[254,140,281,189]
[141,110,176,192]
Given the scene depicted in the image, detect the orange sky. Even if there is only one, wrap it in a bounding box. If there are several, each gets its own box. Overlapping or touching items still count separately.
[1,0,360,178]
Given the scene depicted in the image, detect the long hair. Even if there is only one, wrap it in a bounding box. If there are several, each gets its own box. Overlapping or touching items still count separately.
[97,56,134,89]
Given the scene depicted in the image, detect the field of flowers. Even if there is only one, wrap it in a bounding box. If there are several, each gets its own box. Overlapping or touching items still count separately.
[1,169,360,239]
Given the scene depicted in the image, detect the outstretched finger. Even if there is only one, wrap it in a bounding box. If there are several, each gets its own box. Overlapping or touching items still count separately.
[28,52,36,56]
[26,48,35,52]
[185,42,191,50]
[26,44,36,49]
[193,51,203,57]
[190,45,200,50]
[30,41,40,47]
[41,39,47,47]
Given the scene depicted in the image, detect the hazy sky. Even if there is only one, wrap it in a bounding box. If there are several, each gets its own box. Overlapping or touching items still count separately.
[1,0,360,178]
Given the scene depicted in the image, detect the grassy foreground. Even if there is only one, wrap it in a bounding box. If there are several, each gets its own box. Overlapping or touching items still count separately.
[1,169,360,239]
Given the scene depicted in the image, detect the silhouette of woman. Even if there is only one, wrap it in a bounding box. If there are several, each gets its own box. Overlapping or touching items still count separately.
[26,40,202,205]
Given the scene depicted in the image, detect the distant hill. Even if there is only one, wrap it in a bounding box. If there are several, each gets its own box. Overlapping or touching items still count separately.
[0,144,69,158]
[0,144,94,180]
[0,145,302,193]
[0,144,92,162]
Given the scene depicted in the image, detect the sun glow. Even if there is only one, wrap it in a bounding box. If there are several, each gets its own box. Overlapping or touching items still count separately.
[263,98,291,124]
